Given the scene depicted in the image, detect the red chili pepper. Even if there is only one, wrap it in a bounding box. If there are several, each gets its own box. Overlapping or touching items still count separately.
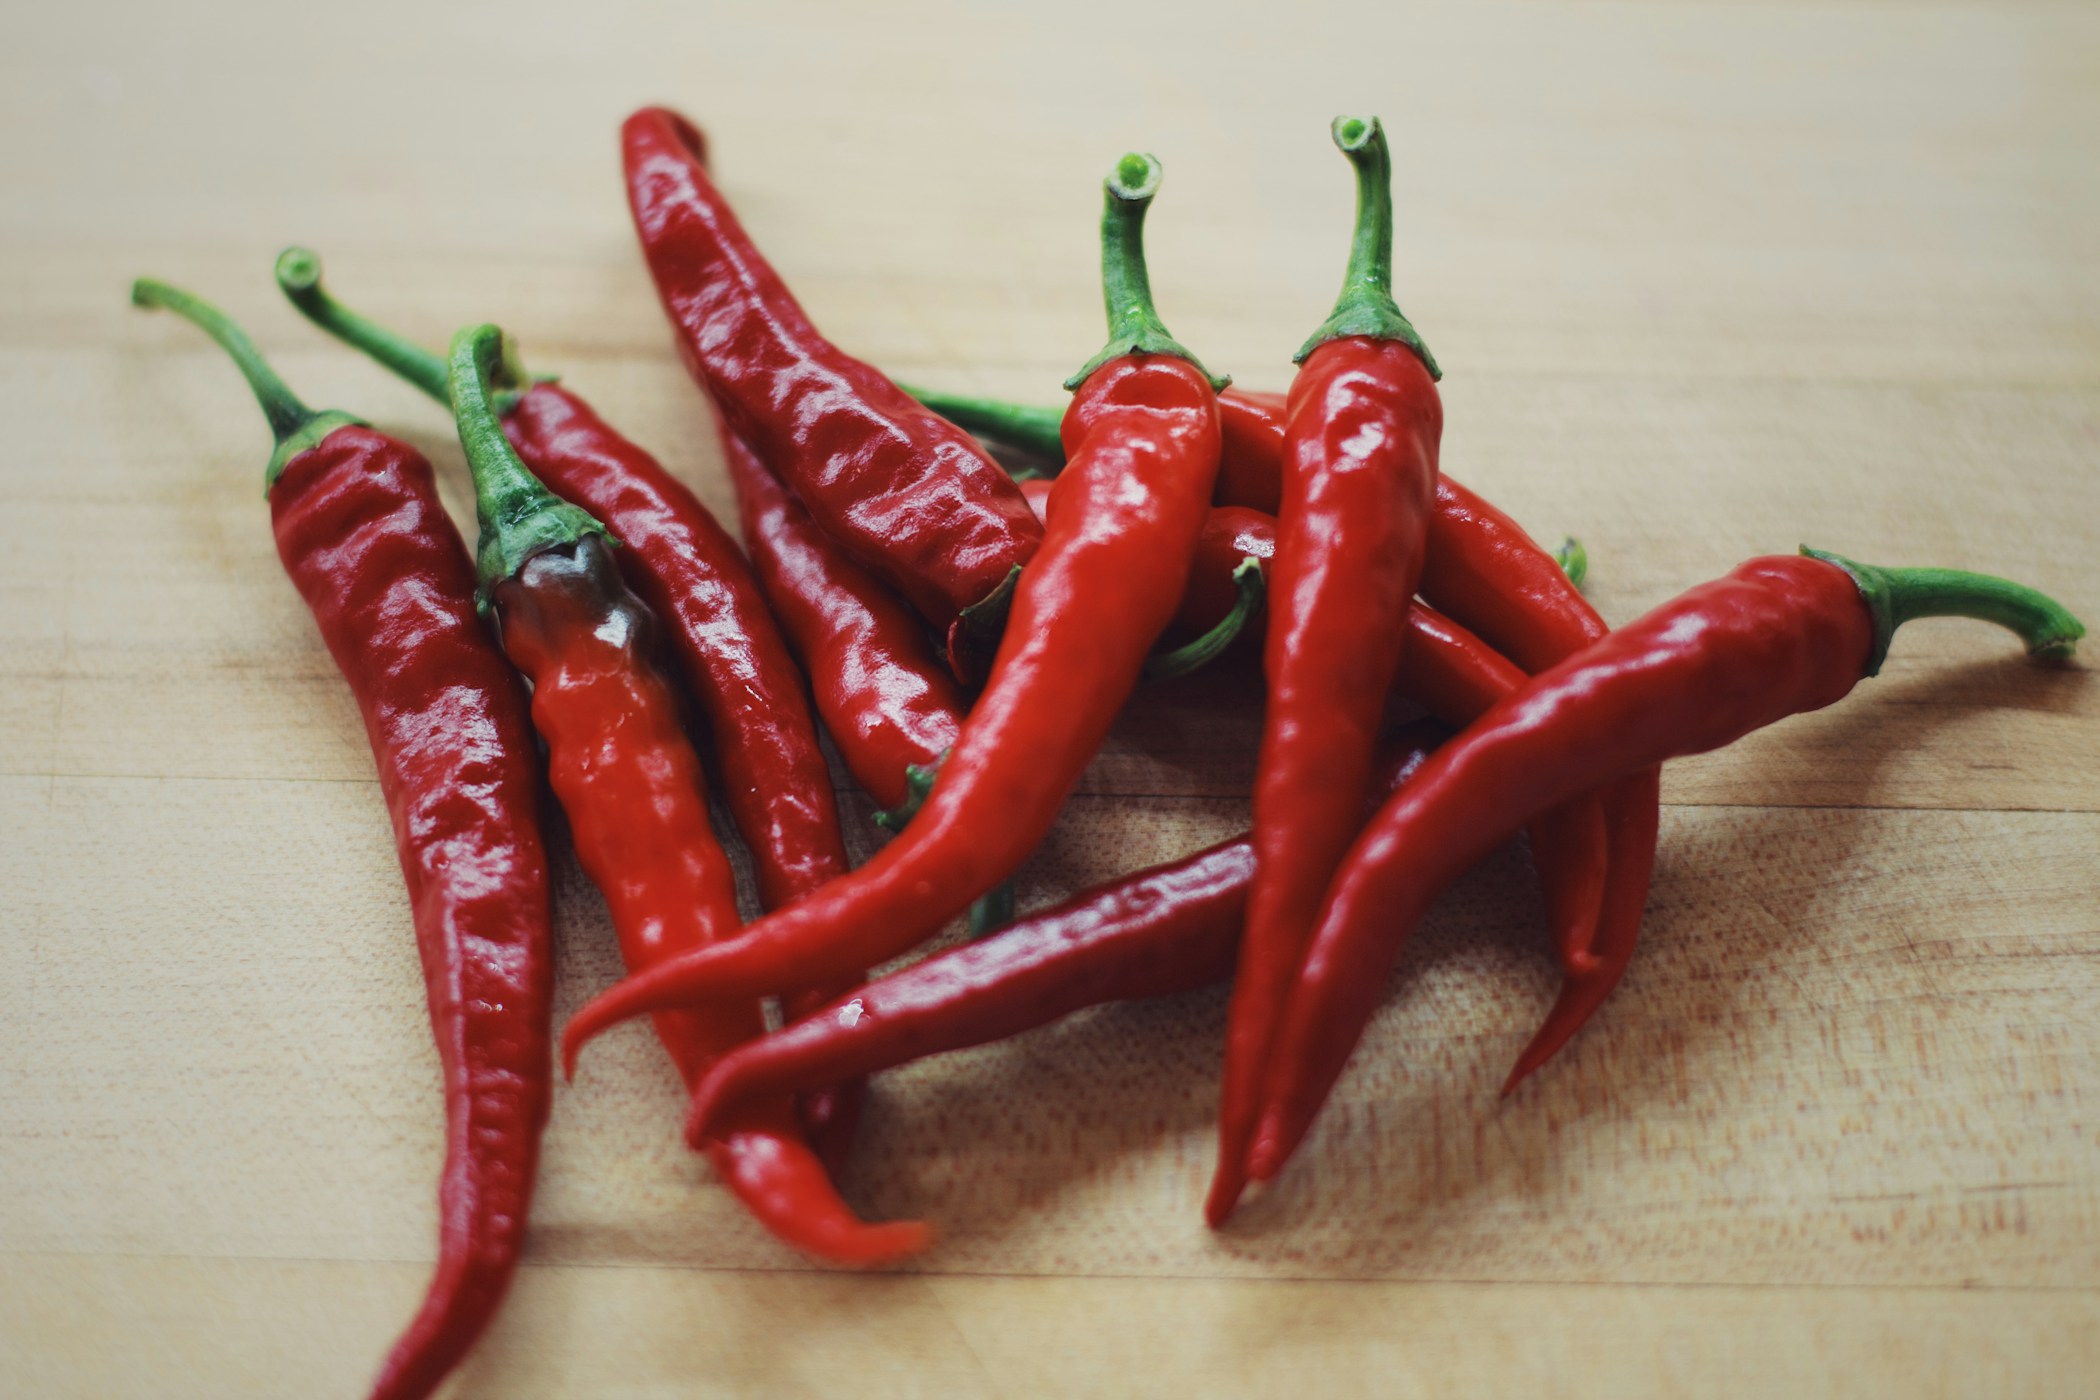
[682,723,1454,1154]
[277,253,871,1162]
[1247,550,2083,1185]
[132,281,554,1400]
[561,152,1227,1066]
[275,250,849,914]
[720,423,964,815]
[905,383,1637,1048]
[1212,116,1447,1224]
[622,106,1042,663]
[448,323,928,1264]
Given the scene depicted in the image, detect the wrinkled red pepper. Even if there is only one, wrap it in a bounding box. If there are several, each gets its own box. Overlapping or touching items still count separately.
[561,152,1226,1066]
[448,323,928,1264]
[1248,550,2083,1183]
[622,106,1041,664]
[132,280,555,1400]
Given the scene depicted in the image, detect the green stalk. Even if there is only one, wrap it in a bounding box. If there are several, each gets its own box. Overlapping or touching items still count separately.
[967,883,1016,938]
[1555,537,1589,591]
[1065,153,1227,392]
[448,323,604,600]
[1145,557,1267,681]
[131,278,365,491]
[277,248,538,415]
[1801,546,2085,676]
[897,382,1066,461]
[1294,116,1438,377]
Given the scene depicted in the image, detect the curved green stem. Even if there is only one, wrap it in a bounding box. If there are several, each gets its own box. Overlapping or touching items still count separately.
[276,248,452,406]
[899,382,1066,461]
[449,324,604,599]
[131,278,364,491]
[1294,116,1438,377]
[872,756,945,834]
[1146,557,1266,681]
[967,882,1016,938]
[1066,153,1227,392]
[1802,546,2085,677]
[1555,536,1589,590]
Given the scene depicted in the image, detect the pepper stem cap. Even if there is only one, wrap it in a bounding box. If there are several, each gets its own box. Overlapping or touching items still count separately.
[900,382,1067,462]
[449,323,605,602]
[131,277,365,492]
[1293,117,1439,377]
[1065,154,1228,392]
[1801,546,2085,677]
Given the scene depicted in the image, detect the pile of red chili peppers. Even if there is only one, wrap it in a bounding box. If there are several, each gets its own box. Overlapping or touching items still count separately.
[132,108,2082,1398]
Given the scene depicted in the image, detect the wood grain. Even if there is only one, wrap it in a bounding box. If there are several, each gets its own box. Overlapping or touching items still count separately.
[4,1,2097,1395]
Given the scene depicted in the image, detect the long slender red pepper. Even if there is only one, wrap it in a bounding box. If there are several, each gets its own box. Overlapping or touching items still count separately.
[132,281,555,1400]
[622,106,1041,664]
[277,253,870,1159]
[561,152,1227,1067]
[1213,116,1446,1223]
[721,425,963,816]
[447,323,928,1264]
[1247,550,2084,1184]
[275,250,850,914]
[683,723,1452,1153]
[906,381,1637,1049]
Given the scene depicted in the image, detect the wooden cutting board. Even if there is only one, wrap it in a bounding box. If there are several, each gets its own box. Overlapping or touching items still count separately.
[4,2,2096,1395]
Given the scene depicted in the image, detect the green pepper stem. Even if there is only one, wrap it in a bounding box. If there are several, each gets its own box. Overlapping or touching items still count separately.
[899,382,1067,461]
[1555,536,1589,590]
[1146,557,1266,681]
[1802,546,2085,677]
[275,248,455,407]
[1294,117,1438,377]
[131,277,365,491]
[872,756,945,834]
[968,882,1016,937]
[1065,154,1227,392]
[449,324,605,598]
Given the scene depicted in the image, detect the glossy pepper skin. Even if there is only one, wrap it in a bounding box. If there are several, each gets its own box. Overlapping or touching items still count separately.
[131,281,555,1400]
[622,106,1041,647]
[909,383,1637,1030]
[1248,551,2084,1184]
[722,425,964,813]
[1216,117,1445,1225]
[560,154,1226,1064]
[449,325,928,1265]
[681,725,1452,1154]
[275,251,849,917]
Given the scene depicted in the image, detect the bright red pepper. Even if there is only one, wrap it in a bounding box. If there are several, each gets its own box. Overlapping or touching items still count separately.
[1247,550,2083,1184]
[561,152,1227,1066]
[622,106,1042,660]
[133,281,555,1400]
[721,425,964,815]
[275,250,849,915]
[448,324,928,1264]
[904,382,1637,1049]
[1215,116,1446,1224]
[277,253,871,1162]
[682,723,1453,1156]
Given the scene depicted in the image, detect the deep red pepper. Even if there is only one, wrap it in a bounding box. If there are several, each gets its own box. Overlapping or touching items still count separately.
[448,324,928,1265]
[132,281,555,1400]
[276,250,850,915]
[905,383,1639,1047]
[277,254,871,1162]
[622,106,1042,657]
[1214,117,1446,1224]
[721,423,964,815]
[1246,550,2083,1184]
[682,723,1454,1155]
[561,153,1227,1066]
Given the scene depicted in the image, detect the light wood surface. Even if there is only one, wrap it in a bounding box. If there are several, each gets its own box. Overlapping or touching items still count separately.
[5,2,2097,1396]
